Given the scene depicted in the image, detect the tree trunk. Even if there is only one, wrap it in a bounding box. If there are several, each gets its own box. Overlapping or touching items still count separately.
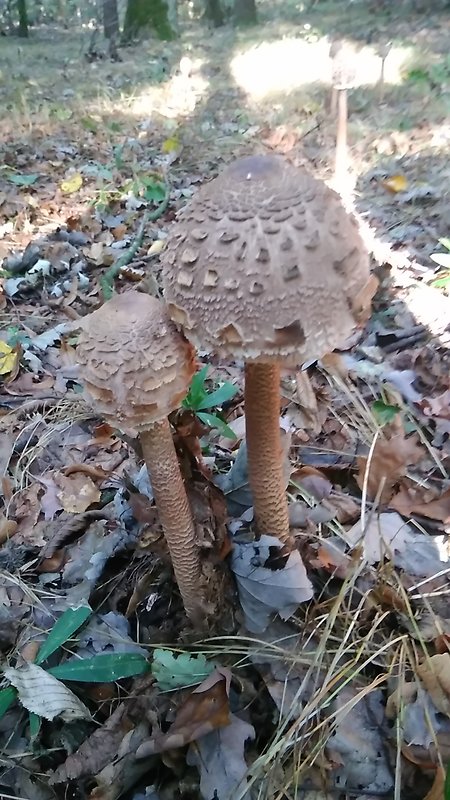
[122,0,177,41]
[17,0,28,36]
[103,0,120,57]
[233,0,256,25]
[103,0,119,39]
[204,0,225,26]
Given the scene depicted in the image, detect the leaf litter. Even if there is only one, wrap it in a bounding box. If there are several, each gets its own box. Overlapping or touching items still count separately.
[1,3,450,799]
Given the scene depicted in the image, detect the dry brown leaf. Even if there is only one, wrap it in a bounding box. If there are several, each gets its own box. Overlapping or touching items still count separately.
[0,513,18,544]
[421,390,450,421]
[368,582,409,613]
[423,766,445,800]
[54,471,101,513]
[309,541,354,579]
[417,654,450,716]
[136,668,231,757]
[392,485,450,524]
[356,430,423,504]
[291,466,332,501]
[385,681,417,718]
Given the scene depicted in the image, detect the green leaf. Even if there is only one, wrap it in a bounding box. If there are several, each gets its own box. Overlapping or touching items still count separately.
[35,605,92,665]
[432,272,450,289]
[152,649,215,691]
[8,173,39,187]
[371,400,400,427]
[183,366,209,410]
[0,686,17,719]
[142,178,167,203]
[29,712,41,742]
[80,116,98,133]
[438,238,450,251]
[430,253,450,269]
[197,411,237,440]
[48,653,150,683]
[196,381,238,410]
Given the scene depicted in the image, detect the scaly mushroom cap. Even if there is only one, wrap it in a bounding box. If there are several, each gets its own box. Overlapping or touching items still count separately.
[76,291,196,436]
[162,154,373,363]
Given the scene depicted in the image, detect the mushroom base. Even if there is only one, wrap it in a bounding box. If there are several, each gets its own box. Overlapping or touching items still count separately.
[245,362,294,548]
[140,419,205,624]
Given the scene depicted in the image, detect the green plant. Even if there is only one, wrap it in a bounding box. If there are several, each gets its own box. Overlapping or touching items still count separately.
[371,399,400,427]
[183,365,238,439]
[0,605,149,723]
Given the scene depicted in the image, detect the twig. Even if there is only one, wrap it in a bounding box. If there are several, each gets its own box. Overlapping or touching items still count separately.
[100,182,170,300]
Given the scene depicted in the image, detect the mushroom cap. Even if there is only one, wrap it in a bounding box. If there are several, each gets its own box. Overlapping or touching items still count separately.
[76,291,196,436]
[162,154,374,363]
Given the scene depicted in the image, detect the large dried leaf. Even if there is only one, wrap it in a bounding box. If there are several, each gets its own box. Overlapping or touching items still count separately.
[50,703,136,784]
[231,535,313,632]
[391,485,450,525]
[417,654,450,716]
[187,713,255,800]
[356,430,423,504]
[54,471,101,514]
[136,668,231,758]
[327,688,393,794]
[343,512,446,576]
[4,662,91,721]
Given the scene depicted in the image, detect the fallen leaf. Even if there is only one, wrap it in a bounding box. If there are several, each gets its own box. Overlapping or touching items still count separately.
[54,471,101,513]
[151,649,215,691]
[291,466,332,501]
[60,173,83,193]
[381,174,408,193]
[0,513,18,544]
[231,534,313,632]
[417,654,450,716]
[0,340,18,376]
[343,512,446,576]
[327,687,393,794]
[423,766,445,800]
[187,713,255,800]
[136,668,231,757]
[147,239,165,256]
[356,429,423,504]
[4,662,91,721]
[391,485,450,524]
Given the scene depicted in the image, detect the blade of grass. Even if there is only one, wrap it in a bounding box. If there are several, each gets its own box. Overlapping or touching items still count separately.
[35,604,92,665]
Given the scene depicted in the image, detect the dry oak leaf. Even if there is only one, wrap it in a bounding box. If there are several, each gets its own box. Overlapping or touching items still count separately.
[54,471,101,514]
[417,654,450,716]
[136,668,231,758]
[356,430,423,504]
[391,485,450,524]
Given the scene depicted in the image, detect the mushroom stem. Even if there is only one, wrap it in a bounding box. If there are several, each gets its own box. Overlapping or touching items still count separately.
[139,418,203,623]
[245,362,293,547]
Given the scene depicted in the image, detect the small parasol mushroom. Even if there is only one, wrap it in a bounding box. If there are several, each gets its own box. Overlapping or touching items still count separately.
[75,290,205,623]
[162,154,375,548]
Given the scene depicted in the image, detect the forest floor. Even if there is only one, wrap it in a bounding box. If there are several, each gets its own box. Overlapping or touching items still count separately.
[0,1,450,799]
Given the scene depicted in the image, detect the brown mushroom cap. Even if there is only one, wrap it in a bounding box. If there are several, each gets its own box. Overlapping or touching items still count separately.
[76,291,196,435]
[162,154,372,364]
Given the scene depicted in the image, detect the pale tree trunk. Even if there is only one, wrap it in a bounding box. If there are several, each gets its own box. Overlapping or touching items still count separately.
[233,0,256,25]
[122,0,177,41]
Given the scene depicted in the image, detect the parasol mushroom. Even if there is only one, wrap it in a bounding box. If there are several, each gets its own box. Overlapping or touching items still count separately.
[75,290,205,623]
[161,154,375,548]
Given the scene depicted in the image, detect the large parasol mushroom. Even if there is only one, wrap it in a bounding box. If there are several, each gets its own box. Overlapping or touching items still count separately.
[161,154,375,548]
